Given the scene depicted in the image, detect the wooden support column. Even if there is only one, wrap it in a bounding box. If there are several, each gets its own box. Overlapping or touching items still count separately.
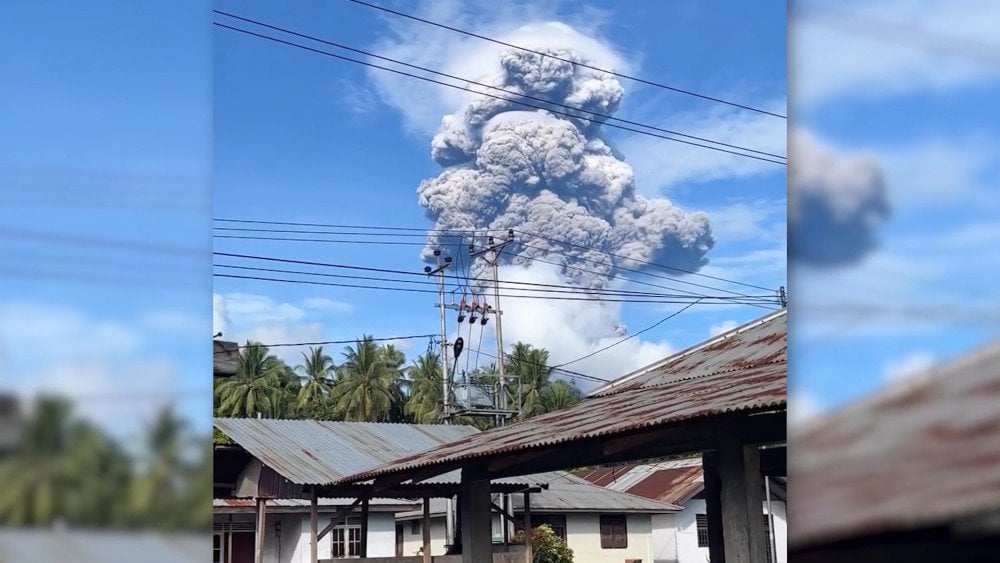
[703,451,725,563]
[255,498,267,563]
[718,438,767,563]
[360,497,370,557]
[422,497,432,563]
[523,492,532,563]
[459,469,492,563]
[310,488,319,563]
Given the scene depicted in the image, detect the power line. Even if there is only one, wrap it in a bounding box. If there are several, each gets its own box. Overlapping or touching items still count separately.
[0,227,204,257]
[213,21,786,166]
[474,348,610,384]
[553,300,701,369]
[342,0,788,119]
[213,263,777,302]
[213,272,774,306]
[214,10,785,161]
[211,222,776,299]
[217,333,439,353]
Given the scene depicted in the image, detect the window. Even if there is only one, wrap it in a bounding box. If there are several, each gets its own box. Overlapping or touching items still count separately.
[696,513,773,559]
[599,515,627,549]
[515,514,567,541]
[411,520,420,535]
[332,525,362,558]
[696,514,709,548]
[213,533,223,563]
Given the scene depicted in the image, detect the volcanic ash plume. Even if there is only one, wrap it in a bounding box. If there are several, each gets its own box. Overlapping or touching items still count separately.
[789,129,890,267]
[418,48,714,289]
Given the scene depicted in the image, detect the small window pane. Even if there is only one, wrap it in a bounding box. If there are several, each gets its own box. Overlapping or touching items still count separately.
[599,515,627,549]
[696,514,709,548]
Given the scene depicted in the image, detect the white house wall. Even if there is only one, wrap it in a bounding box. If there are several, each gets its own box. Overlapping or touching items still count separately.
[401,516,449,557]
[649,514,678,563]
[670,499,787,563]
[564,513,653,563]
[214,511,397,563]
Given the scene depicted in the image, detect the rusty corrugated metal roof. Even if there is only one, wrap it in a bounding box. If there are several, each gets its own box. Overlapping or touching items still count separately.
[335,310,786,485]
[214,418,485,485]
[575,458,704,506]
[590,310,786,397]
[790,340,1000,549]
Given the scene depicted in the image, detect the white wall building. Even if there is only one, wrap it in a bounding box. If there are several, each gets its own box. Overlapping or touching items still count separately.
[576,458,788,563]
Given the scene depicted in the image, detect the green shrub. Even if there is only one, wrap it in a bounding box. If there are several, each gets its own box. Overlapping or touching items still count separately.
[512,524,574,563]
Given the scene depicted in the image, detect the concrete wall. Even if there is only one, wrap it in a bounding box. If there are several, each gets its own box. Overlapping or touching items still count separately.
[564,513,654,563]
[400,516,449,557]
[670,499,787,563]
[650,514,678,563]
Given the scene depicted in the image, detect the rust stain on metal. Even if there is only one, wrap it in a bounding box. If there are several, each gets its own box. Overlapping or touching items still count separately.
[335,310,786,485]
[790,340,1000,550]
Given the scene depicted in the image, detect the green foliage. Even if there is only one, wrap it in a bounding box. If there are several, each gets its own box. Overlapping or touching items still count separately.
[329,336,404,422]
[0,397,209,530]
[512,524,574,563]
[214,341,291,418]
[404,352,442,423]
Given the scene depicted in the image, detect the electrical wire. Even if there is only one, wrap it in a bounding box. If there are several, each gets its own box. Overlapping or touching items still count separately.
[214,10,785,160]
[212,21,786,166]
[215,333,439,354]
[553,300,701,368]
[342,0,788,119]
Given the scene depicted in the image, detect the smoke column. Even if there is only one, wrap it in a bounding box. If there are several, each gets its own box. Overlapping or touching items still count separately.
[418,48,714,289]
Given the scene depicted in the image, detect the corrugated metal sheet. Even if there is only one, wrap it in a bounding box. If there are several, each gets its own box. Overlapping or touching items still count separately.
[790,340,1000,549]
[0,529,204,563]
[214,497,416,510]
[398,470,678,519]
[214,418,522,486]
[576,458,705,506]
[591,310,786,397]
[336,310,786,485]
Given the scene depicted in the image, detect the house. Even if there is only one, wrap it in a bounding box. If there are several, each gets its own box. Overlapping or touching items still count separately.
[214,340,239,378]
[396,470,680,563]
[790,340,1000,561]
[576,457,788,563]
[214,497,416,563]
[213,417,534,563]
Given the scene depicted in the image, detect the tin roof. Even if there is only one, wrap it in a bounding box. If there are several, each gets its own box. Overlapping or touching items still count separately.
[399,470,679,519]
[590,310,787,397]
[213,497,416,512]
[0,529,204,563]
[575,457,705,506]
[790,340,1000,549]
[336,310,786,485]
[214,418,528,486]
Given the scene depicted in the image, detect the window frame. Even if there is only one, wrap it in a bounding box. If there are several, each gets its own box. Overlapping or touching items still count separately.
[696,513,709,548]
[599,514,628,549]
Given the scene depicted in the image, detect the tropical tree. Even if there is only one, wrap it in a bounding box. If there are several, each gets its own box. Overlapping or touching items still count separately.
[0,396,130,526]
[330,336,403,421]
[404,352,443,423]
[539,380,584,414]
[127,407,189,528]
[214,341,290,418]
[296,346,335,408]
[506,342,553,417]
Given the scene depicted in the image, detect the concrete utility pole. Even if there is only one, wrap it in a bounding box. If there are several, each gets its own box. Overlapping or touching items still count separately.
[425,250,453,419]
[471,230,514,416]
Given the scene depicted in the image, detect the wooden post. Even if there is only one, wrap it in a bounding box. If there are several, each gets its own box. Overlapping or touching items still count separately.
[718,438,767,563]
[310,488,319,563]
[703,451,725,563]
[422,497,433,563]
[459,469,492,563]
[255,498,267,563]
[522,491,532,563]
[360,497,370,558]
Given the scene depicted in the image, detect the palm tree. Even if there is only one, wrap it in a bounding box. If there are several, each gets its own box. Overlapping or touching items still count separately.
[539,380,583,413]
[506,342,553,417]
[330,336,403,421]
[404,353,443,423]
[128,407,188,528]
[296,346,335,408]
[214,341,288,417]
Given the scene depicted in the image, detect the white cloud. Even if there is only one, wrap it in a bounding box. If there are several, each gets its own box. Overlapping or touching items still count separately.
[620,101,787,193]
[142,309,206,334]
[879,137,999,210]
[793,1,1000,108]
[789,390,823,426]
[883,351,935,382]
[709,320,739,337]
[212,293,353,365]
[0,302,141,363]
[366,0,627,137]
[701,199,786,244]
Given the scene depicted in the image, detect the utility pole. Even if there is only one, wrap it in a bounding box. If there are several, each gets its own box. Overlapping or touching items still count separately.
[424,250,453,420]
[778,286,787,308]
[471,229,514,419]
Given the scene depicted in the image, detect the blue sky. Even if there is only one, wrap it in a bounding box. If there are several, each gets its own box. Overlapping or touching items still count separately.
[212,0,787,386]
[0,2,211,439]
[789,0,1000,420]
